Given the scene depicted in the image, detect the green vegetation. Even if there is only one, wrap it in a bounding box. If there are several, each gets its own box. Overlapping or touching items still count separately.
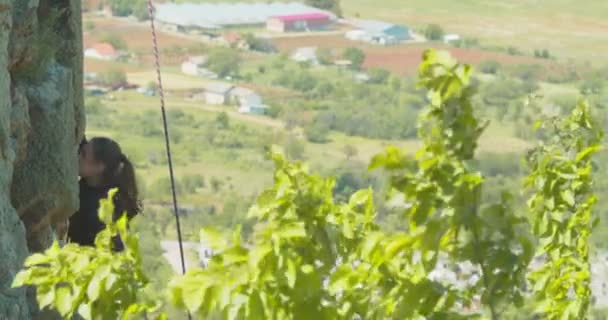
[316,48,333,66]
[526,99,603,318]
[101,33,127,51]
[424,23,444,41]
[99,69,127,86]
[306,0,342,15]
[479,60,501,74]
[14,50,606,319]
[108,0,149,21]
[342,47,365,70]
[207,47,242,78]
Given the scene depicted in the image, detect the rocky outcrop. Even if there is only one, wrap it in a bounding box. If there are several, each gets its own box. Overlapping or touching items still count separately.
[0,0,84,318]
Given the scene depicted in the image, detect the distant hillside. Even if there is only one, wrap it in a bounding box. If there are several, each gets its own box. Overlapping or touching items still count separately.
[342,0,608,61]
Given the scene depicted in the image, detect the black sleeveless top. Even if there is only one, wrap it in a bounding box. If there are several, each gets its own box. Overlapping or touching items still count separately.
[67,179,125,251]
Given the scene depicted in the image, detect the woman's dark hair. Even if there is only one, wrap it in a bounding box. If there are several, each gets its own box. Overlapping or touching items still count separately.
[89,137,142,220]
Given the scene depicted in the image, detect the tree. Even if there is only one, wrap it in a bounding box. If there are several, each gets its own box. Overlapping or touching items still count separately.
[132,0,150,21]
[146,81,159,94]
[216,112,230,130]
[580,77,605,95]
[479,60,501,74]
[182,174,205,193]
[206,48,241,78]
[284,135,306,160]
[108,0,147,18]
[210,177,223,192]
[317,48,333,65]
[342,144,358,161]
[526,99,603,319]
[100,69,127,86]
[108,0,132,16]
[305,0,341,16]
[342,47,365,70]
[304,120,330,143]
[101,33,127,51]
[368,68,390,84]
[243,33,275,53]
[424,23,445,41]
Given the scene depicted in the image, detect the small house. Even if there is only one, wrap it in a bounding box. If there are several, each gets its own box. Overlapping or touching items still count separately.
[291,47,318,65]
[443,34,461,44]
[181,56,208,76]
[203,82,235,105]
[230,87,268,115]
[222,32,248,49]
[352,20,412,45]
[354,73,371,83]
[84,43,119,61]
[266,13,331,32]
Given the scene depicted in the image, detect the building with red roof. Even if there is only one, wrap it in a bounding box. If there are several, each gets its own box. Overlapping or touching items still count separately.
[84,42,119,61]
[266,12,332,33]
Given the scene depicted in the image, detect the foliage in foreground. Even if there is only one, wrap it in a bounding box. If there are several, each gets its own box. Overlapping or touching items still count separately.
[12,190,164,320]
[12,50,603,320]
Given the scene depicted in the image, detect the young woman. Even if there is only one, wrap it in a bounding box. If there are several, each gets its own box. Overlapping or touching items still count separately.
[66,137,141,251]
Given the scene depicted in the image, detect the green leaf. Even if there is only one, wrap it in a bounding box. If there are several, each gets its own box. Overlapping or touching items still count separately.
[38,286,55,309]
[301,265,314,274]
[247,292,265,319]
[11,271,29,288]
[562,190,575,207]
[286,259,297,288]
[77,303,92,320]
[278,222,306,239]
[201,227,228,251]
[55,286,72,316]
[576,146,601,162]
[183,282,207,312]
[24,253,52,267]
[87,270,106,301]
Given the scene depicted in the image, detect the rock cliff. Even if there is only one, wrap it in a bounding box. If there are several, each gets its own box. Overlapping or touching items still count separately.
[0,0,83,318]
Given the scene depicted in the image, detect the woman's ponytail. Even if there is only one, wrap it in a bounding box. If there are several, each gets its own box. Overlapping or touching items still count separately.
[116,154,141,220]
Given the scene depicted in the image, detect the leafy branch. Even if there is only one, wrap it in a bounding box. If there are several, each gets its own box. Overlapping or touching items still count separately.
[12,189,166,320]
[526,99,603,319]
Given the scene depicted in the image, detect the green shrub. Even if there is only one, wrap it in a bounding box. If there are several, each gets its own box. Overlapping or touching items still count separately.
[424,23,445,40]
[478,60,501,74]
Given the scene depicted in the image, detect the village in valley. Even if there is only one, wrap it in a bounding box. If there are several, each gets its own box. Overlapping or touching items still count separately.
[82,1,468,117]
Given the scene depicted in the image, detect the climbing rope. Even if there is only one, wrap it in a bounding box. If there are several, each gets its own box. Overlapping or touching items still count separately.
[146,0,188,277]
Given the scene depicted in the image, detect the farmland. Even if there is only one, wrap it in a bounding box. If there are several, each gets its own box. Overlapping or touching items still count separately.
[272,35,563,76]
[341,0,608,61]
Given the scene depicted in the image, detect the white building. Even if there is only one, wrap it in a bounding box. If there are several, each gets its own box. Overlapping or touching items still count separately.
[181,56,209,76]
[443,34,461,44]
[291,47,318,65]
[346,20,412,45]
[203,82,235,105]
[230,87,269,115]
